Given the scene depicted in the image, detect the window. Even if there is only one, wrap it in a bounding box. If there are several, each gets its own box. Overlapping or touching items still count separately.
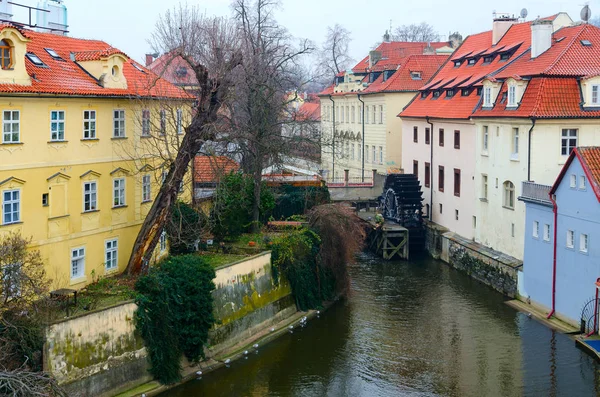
[533,221,539,238]
[439,128,444,146]
[83,181,97,212]
[50,110,65,141]
[413,160,418,176]
[454,60,462,67]
[346,106,350,123]
[544,224,551,241]
[372,146,376,164]
[454,169,461,197]
[570,174,577,188]
[438,166,445,192]
[482,126,489,151]
[379,146,383,164]
[71,247,85,279]
[0,39,12,69]
[593,85,600,105]
[142,175,151,202]
[358,106,363,123]
[455,209,459,220]
[365,145,369,162]
[500,52,511,61]
[425,204,430,218]
[439,203,443,214]
[113,178,125,207]
[454,130,460,149]
[567,230,574,249]
[142,109,151,136]
[446,89,455,98]
[413,126,418,143]
[379,105,383,124]
[508,85,517,106]
[26,53,45,67]
[561,129,577,155]
[421,92,428,99]
[357,144,361,161]
[2,189,20,225]
[351,143,355,160]
[424,162,430,187]
[160,110,166,135]
[372,106,376,124]
[580,233,589,253]
[482,174,488,200]
[433,91,441,98]
[410,71,422,80]
[511,128,519,157]
[83,110,96,139]
[42,193,48,206]
[503,181,515,209]
[113,110,126,138]
[461,88,470,96]
[484,87,492,107]
[512,223,515,237]
[365,106,369,124]
[2,110,19,143]
[425,128,430,145]
[45,48,62,60]
[160,231,167,252]
[177,109,183,134]
[351,106,355,123]
[105,239,118,270]
[483,55,494,63]
[580,175,587,190]
[468,58,476,65]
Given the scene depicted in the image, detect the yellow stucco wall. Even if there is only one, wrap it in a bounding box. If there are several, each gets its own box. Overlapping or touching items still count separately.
[0,97,190,289]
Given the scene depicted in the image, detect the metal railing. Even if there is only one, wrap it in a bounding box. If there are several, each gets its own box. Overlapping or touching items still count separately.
[520,181,552,204]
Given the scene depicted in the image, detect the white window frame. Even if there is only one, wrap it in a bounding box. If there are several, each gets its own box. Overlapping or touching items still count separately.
[365,106,369,124]
[2,189,20,225]
[570,174,577,188]
[580,233,589,253]
[113,178,126,207]
[142,174,151,202]
[511,128,519,158]
[83,110,96,139]
[160,230,167,252]
[351,106,355,123]
[372,146,376,164]
[365,145,369,162]
[372,106,376,124]
[592,84,600,105]
[2,110,19,143]
[379,105,383,124]
[508,85,517,107]
[83,181,97,212]
[50,110,65,141]
[113,109,126,138]
[105,239,118,271]
[141,109,151,137]
[567,230,574,249]
[379,146,383,164]
[503,181,515,209]
[580,175,587,190]
[543,224,551,242]
[482,125,489,153]
[351,143,355,160]
[176,108,183,134]
[561,129,577,156]
[71,247,85,280]
[533,221,539,238]
[482,174,488,200]
[484,87,492,107]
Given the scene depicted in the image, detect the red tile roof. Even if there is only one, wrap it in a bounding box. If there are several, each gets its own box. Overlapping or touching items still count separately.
[194,156,239,184]
[296,102,320,121]
[352,41,449,73]
[0,25,190,99]
[551,147,600,201]
[148,51,200,89]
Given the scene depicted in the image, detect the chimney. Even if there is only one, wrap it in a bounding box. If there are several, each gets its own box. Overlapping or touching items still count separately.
[531,19,553,58]
[145,54,155,66]
[383,30,391,43]
[369,51,382,69]
[492,15,518,45]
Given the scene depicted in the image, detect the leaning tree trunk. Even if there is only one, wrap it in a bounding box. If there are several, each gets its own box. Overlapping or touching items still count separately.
[251,160,262,233]
[125,63,236,275]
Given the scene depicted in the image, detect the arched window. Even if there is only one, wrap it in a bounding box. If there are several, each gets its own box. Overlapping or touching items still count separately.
[0,40,12,70]
[503,181,515,209]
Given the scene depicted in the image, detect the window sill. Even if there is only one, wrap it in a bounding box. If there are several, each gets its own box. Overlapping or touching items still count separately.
[48,140,68,144]
[454,193,460,197]
[481,152,489,157]
[0,221,23,228]
[82,210,100,214]
[111,136,128,140]
[579,250,589,256]
[105,267,119,275]
[142,199,152,204]
[1,142,23,145]
[81,138,99,142]
[454,146,460,150]
[480,198,488,202]
[510,156,519,162]
[48,214,70,221]
[502,206,515,211]
[112,205,128,209]
[70,276,87,286]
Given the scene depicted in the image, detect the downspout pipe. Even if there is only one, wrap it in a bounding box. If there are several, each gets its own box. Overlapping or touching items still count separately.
[358,94,366,182]
[328,95,335,180]
[527,117,536,181]
[426,116,434,222]
[547,193,558,319]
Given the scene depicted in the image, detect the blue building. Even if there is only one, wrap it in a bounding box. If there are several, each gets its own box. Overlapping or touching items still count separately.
[520,147,600,326]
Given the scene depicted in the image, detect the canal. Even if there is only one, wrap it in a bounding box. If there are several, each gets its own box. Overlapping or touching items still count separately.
[162,254,600,396]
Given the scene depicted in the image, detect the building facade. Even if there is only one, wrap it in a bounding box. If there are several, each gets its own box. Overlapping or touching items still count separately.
[0,25,190,289]
[320,41,450,182]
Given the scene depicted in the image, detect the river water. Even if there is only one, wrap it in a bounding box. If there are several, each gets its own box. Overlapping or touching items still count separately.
[162,254,600,397]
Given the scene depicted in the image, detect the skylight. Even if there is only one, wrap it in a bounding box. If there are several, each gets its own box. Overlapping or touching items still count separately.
[26,53,46,67]
[132,63,147,73]
[581,40,592,47]
[45,48,62,60]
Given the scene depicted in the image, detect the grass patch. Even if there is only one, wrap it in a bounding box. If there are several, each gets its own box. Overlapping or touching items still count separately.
[197,252,248,268]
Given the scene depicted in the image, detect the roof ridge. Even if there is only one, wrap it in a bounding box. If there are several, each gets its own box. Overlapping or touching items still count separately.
[543,25,586,74]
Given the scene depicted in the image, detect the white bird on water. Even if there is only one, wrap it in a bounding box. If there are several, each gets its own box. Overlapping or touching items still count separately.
[244,350,249,355]
[253,344,259,349]
[224,359,231,365]
[196,371,202,376]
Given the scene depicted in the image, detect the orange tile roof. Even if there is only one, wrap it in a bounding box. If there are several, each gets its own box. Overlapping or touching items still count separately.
[296,102,320,121]
[0,25,190,99]
[147,51,199,89]
[352,41,449,73]
[551,147,600,201]
[194,156,239,184]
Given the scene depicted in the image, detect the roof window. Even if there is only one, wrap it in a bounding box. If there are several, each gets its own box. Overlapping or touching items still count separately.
[483,55,494,64]
[555,37,566,43]
[26,53,46,67]
[45,48,62,60]
[500,53,511,61]
[410,71,422,80]
[453,60,462,67]
[467,58,477,66]
[132,62,147,74]
[383,69,396,81]
[581,40,592,47]
[446,89,455,98]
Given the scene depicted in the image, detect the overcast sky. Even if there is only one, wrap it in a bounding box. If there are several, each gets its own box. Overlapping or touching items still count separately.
[9,0,591,65]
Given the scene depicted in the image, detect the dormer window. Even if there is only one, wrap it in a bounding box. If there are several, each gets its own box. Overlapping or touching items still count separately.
[433,90,441,98]
[0,39,12,70]
[45,48,62,61]
[508,84,517,107]
[410,71,422,80]
[383,70,396,81]
[461,88,470,96]
[467,58,477,66]
[500,53,511,61]
[483,86,492,107]
[26,53,46,67]
[421,91,428,99]
[483,55,494,64]
[453,60,462,67]
[477,87,483,96]
[446,89,455,98]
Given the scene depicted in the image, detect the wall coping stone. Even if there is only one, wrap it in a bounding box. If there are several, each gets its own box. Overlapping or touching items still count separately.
[213,251,272,271]
[443,232,523,269]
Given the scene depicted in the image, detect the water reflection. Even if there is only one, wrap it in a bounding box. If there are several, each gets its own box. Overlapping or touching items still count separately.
[162,254,600,397]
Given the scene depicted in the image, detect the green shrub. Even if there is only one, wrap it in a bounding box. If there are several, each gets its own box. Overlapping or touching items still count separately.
[272,185,330,220]
[134,255,216,384]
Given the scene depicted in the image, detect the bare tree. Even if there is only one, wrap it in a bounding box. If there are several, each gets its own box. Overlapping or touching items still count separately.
[393,22,439,42]
[590,16,600,28]
[125,4,242,274]
[318,24,354,79]
[226,0,314,233]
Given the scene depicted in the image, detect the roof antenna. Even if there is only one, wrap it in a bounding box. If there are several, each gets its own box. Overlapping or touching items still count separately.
[581,4,592,23]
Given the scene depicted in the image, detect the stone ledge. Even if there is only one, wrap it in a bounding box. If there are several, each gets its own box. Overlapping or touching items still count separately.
[443,232,523,269]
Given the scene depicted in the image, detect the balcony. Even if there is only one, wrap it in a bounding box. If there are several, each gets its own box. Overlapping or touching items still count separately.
[519,181,552,206]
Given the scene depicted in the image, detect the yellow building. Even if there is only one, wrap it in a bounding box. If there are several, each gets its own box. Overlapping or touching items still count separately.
[0,25,191,289]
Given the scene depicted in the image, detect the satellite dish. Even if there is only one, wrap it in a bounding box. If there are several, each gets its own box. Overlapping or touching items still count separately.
[520,8,528,19]
[581,5,592,23]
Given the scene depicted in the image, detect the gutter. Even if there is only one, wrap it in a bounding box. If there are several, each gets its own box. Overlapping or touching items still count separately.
[527,117,536,181]
[547,193,558,319]
[328,95,336,179]
[358,94,365,182]
[426,116,434,222]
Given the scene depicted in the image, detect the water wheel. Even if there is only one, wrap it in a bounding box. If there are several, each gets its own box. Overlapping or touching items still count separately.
[379,174,426,253]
